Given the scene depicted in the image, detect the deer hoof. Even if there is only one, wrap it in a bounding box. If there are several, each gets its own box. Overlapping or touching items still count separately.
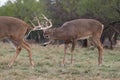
[31,61,35,67]
[59,61,66,67]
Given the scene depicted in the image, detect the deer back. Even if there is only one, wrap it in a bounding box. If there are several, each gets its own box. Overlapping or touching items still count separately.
[0,16,30,39]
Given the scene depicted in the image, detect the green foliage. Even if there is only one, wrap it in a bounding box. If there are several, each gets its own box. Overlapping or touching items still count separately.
[0,0,119,25]
[0,0,46,22]
[77,0,120,22]
[0,0,120,41]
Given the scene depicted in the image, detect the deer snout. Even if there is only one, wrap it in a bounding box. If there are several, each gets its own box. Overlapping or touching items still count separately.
[41,43,47,46]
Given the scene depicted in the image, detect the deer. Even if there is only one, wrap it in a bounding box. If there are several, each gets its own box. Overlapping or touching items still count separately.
[31,16,104,66]
[0,15,51,67]
[101,21,120,49]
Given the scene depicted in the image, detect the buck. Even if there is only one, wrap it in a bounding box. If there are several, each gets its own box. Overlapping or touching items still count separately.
[0,15,51,67]
[31,17,104,66]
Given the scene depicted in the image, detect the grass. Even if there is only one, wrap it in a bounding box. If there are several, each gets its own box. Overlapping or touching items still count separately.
[0,42,120,80]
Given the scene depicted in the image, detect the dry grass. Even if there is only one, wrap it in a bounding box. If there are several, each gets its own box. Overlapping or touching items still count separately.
[0,42,120,80]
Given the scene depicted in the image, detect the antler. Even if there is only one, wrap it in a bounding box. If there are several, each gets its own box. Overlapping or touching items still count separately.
[34,16,41,26]
[41,14,52,30]
[30,14,52,30]
[29,20,35,28]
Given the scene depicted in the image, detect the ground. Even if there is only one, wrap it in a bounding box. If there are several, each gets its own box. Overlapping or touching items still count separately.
[0,42,120,80]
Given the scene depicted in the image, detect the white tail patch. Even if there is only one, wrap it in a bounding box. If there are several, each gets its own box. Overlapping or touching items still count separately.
[79,36,91,40]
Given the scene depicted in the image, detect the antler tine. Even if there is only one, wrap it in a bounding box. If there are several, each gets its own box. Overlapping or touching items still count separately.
[33,13,41,27]
[41,14,53,30]
[42,14,49,21]
[29,15,42,31]
[34,16,41,27]
[29,20,35,28]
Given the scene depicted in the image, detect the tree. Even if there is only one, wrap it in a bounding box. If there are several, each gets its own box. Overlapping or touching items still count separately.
[0,0,120,45]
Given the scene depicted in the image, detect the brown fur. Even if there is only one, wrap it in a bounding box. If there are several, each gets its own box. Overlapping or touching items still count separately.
[44,19,104,65]
[0,16,34,67]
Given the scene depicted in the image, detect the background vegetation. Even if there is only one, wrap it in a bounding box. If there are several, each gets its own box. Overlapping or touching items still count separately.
[1,0,120,25]
[0,0,120,42]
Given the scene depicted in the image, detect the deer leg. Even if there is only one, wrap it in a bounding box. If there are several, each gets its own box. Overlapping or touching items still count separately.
[110,33,116,50]
[21,40,34,67]
[71,39,77,64]
[63,43,69,65]
[109,38,113,50]
[8,40,22,67]
[92,38,103,66]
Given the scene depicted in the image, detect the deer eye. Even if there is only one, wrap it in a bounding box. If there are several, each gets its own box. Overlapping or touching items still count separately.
[44,35,49,39]
[46,36,49,38]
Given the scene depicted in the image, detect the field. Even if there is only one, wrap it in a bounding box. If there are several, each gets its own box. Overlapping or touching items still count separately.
[0,42,120,80]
